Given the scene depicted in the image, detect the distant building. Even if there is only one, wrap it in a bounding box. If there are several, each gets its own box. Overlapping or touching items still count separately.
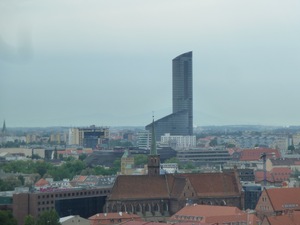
[242,183,262,210]
[146,52,193,140]
[160,133,196,150]
[60,215,90,225]
[120,150,134,175]
[177,147,231,166]
[160,163,178,174]
[137,131,151,150]
[13,186,112,225]
[68,126,109,148]
[88,212,142,225]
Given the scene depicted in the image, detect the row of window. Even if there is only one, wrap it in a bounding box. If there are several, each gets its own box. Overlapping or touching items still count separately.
[37,189,110,199]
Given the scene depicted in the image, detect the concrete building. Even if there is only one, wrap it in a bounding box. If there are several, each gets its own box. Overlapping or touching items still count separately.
[146,52,193,140]
[88,212,142,225]
[60,215,90,225]
[68,126,109,149]
[120,150,134,175]
[177,147,231,166]
[160,133,196,150]
[137,131,151,150]
[13,187,112,225]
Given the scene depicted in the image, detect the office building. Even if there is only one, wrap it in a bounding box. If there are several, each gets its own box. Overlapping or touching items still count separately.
[146,51,193,140]
[68,126,109,149]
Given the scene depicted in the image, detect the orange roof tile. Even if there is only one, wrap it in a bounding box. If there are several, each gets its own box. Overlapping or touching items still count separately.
[240,148,280,161]
[266,188,300,211]
[35,178,49,187]
[170,204,261,225]
[264,211,300,225]
[89,212,141,220]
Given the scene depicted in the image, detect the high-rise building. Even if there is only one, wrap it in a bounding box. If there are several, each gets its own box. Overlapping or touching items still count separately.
[146,51,193,140]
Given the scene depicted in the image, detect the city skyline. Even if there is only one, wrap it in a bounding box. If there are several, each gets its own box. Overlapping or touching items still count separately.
[1,0,300,127]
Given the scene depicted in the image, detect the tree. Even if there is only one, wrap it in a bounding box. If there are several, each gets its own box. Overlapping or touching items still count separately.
[134,154,148,167]
[164,157,180,164]
[0,210,18,225]
[24,215,36,225]
[78,153,87,161]
[36,210,61,225]
[209,138,218,147]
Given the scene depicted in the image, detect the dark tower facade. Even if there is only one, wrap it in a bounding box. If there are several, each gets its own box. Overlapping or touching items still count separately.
[147,118,160,175]
[146,51,193,140]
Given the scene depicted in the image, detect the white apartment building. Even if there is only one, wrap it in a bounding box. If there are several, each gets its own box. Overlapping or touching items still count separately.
[137,131,151,150]
[160,133,196,150]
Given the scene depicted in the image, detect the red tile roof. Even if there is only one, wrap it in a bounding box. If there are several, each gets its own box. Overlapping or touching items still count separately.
[240,148,280,161]
[265,188,300,211]
[177,173,241,197]
[263,211,300,225]
[35,178,49,187]
[169,204,260,225]
[89,212,141,220]
[109,172,241,201]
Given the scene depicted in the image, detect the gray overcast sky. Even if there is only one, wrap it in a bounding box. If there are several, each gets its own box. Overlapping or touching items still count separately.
[1,0,300,127]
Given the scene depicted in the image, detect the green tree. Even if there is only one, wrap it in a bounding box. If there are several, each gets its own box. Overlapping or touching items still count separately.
[36,210,61,225]
[24,215,36,225]
[78,153,87,161]
[209,138,218,147]
[134,154,148,167]
[164,157,180,164]
[0,210,18,225]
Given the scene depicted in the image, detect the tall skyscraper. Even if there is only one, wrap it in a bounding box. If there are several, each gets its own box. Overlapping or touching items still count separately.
[146,51,193,140]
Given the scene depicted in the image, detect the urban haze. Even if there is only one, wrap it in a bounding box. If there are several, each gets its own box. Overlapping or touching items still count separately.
[1,0,300,127]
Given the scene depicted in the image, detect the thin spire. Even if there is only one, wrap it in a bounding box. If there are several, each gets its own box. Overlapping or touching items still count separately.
[2,120,6,133]
[150,115,157,155]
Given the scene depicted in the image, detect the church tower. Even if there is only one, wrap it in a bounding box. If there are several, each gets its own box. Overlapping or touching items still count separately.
[147,117,160,175]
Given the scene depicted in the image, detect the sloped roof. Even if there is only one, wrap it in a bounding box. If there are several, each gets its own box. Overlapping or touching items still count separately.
[240,148,280,161]
[170,204,260,225]
[264,211,300,225]
[109,175,170,200]
[109,172,241,201]
[270,158,300,166]
[266,188,300,211]
[35,178,49,187]
[255,171,274,183]
[171,204,242,218]
[89,212,141,220]
[178,172,241,196]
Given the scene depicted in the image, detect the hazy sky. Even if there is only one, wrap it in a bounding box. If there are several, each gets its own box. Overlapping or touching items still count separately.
[1,0,300,127]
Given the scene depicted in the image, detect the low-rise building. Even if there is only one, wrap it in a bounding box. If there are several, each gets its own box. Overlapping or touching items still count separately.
[168,204,260,225]
[255,187,300,220]
[89,212,142,225]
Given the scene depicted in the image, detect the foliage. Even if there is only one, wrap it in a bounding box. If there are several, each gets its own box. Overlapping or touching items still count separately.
[78,153,87,161]
[134,154,148,167]
[288,145,295,151]
[0,177,21,191]
[36,210,61,225]
[225,143,236,148]
[209,138,218,147]
[109,139,133,148]
[164,157,180,164]
[24,215,36,225]
[0,210,18,225]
